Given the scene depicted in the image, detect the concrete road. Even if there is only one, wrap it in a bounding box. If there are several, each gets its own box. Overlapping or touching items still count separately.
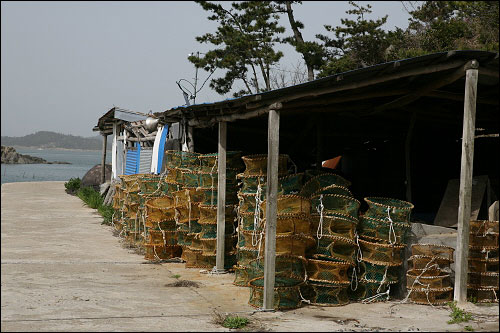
[2,181,498,332]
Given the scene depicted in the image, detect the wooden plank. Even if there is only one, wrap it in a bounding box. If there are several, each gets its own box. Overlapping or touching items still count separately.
[454,62,479,304]
[405,112,416,202]
[263,109,280,310]
[215,121,227,271]
[101,134,107,184]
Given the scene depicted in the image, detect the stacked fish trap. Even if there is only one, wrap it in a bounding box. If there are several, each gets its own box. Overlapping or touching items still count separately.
[352,197,413,303]
[120,174,145,244]
[234,154,291,288]
[299,173,358,306]
[407,243,454,305]
[468,219,499,303]
[111,182,124,233]
[247,192,313,310]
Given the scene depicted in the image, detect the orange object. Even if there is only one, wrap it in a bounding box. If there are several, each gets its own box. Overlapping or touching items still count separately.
[322,156,342,169]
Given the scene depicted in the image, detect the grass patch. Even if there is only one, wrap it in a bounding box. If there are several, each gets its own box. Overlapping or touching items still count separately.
[447,301,473,324]
[164,280,200,288]
[222,316,249,329]
[171,274,181,279]
[464,325,474,331]
[72,183,114,226]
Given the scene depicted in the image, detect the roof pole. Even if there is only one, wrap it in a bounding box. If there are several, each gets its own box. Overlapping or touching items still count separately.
[263,108,280,310]
[215,121,227,273]
[454,60,479,305]
[101,134,107,184]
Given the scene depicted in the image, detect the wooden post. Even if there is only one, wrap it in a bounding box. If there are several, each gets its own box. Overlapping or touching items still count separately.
[101,134,108,184]
[454,60,479,304]
[405,112,416,202]
[263,109,280,310]
[187,125,195,152]
[215,121,227,272]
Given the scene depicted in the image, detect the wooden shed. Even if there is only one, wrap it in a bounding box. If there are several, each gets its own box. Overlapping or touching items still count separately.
[156,50,498,308]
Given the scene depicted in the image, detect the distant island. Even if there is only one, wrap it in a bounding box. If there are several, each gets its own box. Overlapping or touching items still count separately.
[1,146,71,164]
[1,131,112,150]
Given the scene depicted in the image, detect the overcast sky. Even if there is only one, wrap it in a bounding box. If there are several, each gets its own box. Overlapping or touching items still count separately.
[1,1,411,137]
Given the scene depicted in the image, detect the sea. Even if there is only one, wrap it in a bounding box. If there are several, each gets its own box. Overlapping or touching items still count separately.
[1,147,111,185]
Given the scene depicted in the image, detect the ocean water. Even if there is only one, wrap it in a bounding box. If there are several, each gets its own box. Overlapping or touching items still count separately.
[1,148,111,185]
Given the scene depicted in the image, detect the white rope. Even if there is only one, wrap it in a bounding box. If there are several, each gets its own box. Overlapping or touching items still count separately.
[288,156,298,174]
[316,194,325,241]
[298,287,311,304]
[376,266,389,294]
[153,245,162,261]
[355,233,363,262]
[350,265,359,291]
[493,290,498,302]
[386,207,397,245]
[362,285,391,303]
[401,258,439,306]
[252,184,263,247]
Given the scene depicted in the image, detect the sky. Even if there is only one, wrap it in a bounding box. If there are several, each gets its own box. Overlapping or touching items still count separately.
[1,1,412,138]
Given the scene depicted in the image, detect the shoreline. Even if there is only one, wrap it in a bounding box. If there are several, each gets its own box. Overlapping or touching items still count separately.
[11,145,110,152]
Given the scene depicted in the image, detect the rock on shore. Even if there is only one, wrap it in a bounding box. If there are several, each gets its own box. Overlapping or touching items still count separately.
[1,146,71,164]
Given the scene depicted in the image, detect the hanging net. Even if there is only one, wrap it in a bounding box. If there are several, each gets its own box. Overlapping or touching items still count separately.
[358,216,411,245]
[299,173,352,198]
[311,194,360,219]
[241,154,289,176]
[300,282,350,306]
[363,197,414,222]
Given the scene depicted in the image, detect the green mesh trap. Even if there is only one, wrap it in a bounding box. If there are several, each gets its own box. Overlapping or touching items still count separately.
[406,268,451,290]
[300,282,350,306]
[349,281,391,302]
[311,194,360,219]
[146,230,177,246]
[237,174,267,194]
[358,260,400,284]
[358,216,411,245]
[238,212,258,231]
[198,151,244,171]
[363,197,414,222]
[259,216,311,235]
[311,184,353,197]
[260,195,311,216]
[310,214,358,240]
[311,235,357,264]
[299,173,352,198]
[248,283,303,310]
[245,255,307,287]
[233,265,251,287]
[358,237,405,266]
[144,196,176,222]
[138,174,170,196]
[408,255,453,270]
[165,150,200,168]
[241,154,289,176]
[144,244,182,261]
[236,247,259,266]
[306,259,351,285]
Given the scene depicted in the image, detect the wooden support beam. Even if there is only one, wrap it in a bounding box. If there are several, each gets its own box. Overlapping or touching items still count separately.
[215,121,227,272]
[263,109,280,310]
[101,134,108,184]
[244,60,465,110]
[454,61,479,305]
[188,103,282,128]
[371,60,474,114]
[405,112,417,202]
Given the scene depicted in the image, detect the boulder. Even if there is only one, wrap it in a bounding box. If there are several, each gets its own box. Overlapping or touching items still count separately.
[81,164,112,190]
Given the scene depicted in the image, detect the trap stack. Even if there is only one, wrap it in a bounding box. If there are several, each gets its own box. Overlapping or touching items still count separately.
[233,154,290,287]
[467,220,499,303]
[111,182,125,234]
[120,174,144,244]
[407,243,454,305]
[352,197,413,303]
[299,173,358,306]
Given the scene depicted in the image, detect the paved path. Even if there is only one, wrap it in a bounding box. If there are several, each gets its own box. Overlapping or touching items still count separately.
[2,181,498,332]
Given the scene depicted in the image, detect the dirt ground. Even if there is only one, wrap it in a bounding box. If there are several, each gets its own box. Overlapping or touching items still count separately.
[1,181,498,332]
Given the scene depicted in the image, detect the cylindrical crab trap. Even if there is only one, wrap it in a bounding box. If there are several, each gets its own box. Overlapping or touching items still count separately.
[357,238,405,266]
[358,216,411,245]
[407,287,453,305]
[310,213,358,240]
[248,281,304,310]
[467,288,499,303]
[311,194,360,220]
[241,154,290,177]
[411,243,455,263]
[363,197,414,222]
[299,173,352,198]
[245,255,307,287]
[300,281,350,306]
[310,235,357,264]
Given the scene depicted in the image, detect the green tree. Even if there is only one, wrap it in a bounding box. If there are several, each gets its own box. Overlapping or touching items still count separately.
[189,1,285,97]
[316,1,390,77]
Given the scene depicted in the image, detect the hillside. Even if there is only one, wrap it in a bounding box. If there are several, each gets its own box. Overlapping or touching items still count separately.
[1,131,112,150]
